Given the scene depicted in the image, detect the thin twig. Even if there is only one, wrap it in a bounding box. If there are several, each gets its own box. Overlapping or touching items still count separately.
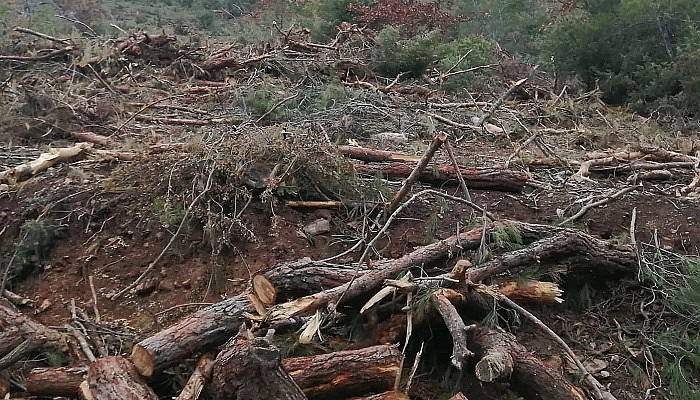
[560,185,640,226]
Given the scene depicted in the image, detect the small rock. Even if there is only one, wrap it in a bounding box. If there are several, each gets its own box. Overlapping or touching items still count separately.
[583,358,608,374]
[599,370,611,378]
[0,184,9,192]
[159,281,174,291]
[371,132,408,144]
[303,218,331,236]
[35,299,52,314]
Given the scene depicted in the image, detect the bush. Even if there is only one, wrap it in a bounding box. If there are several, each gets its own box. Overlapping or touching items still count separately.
[436,35,496,91]
[372,26,441,78]
[541,0,700,115]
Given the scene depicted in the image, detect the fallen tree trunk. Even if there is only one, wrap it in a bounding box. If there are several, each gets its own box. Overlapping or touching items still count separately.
[281,345,402,399]
[131,294,251,377]
[25,366,87,397]
[131,222,565,377]
[467,229,637,283]
[267,221,561,322]
[211,334,306,400]
[355,163,528,193]
[81,356,158,400]
[0,143,91,184]
[0,300,68,370]
[131,259,368,377]
[338,145,421,164]
[468,327,586,400]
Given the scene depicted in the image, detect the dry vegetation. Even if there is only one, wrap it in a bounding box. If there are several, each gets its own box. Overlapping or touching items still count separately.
[1,1,699,400]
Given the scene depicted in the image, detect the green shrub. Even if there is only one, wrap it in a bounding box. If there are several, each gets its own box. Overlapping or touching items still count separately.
[372,26,440,78]
[436,35,496,90]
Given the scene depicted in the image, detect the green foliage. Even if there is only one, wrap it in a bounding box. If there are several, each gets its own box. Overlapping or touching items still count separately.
[541,0,700,115]
[9,220,57,284]
[152,197,186,229]
[491,223,523,250]
[308,81,349,111]
[372,26,441,78]
[304,0,356,41]
[436,35,495,90]
[453,0,546,54]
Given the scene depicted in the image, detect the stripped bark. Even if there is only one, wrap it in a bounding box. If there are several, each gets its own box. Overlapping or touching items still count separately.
[0,143,91,184]
[338,145,421,163]
[176,355,215,400]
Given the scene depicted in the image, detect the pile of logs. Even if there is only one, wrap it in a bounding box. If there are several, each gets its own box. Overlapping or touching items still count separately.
[2,219,636,400]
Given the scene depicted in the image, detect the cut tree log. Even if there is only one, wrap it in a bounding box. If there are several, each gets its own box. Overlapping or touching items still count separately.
[338,145,421,164]
[131,259,367,377]
[80,356,158,400]
[468,326,586,400]
[467,229,636,283]
[281,345,402,399]
[176,355,216,400]
[355,163,528,193]
[0,143,91,184]
[267,221,561,323]
[496,280,564,303]
[0,300,68,370]
[25,366,87,397]
[211,333,306,400]
[131,222,566,377]
[131,294,251,377]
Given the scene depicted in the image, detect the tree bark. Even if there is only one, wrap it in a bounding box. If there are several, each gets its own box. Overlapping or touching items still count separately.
[131,221,562,377]
[282,345,402,399]
[355,163,528,193]
[467,229,636,283]
[468,327,586,400]
[0,300,68,370]
[131,294,251,377]
[211,335,306,400]
[81,356,158,400]
[338,145,421,164]
[25,366,87,397]
[131,259,368,377]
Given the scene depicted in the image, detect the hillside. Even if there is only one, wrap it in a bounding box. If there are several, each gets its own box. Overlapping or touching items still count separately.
[1,1,699,400]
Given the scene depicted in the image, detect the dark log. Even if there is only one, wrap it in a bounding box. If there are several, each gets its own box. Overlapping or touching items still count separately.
[25,367,87,397]
[468,327,586,400]
[282,345,402,399]
[0,300,68,370]
[467,229,637,283]
[211,335,306,400]
[355,163,528,193]
[131,259,367,377]
[338,146,421,163]
[81,356,158,400]
[131,294,251,377]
